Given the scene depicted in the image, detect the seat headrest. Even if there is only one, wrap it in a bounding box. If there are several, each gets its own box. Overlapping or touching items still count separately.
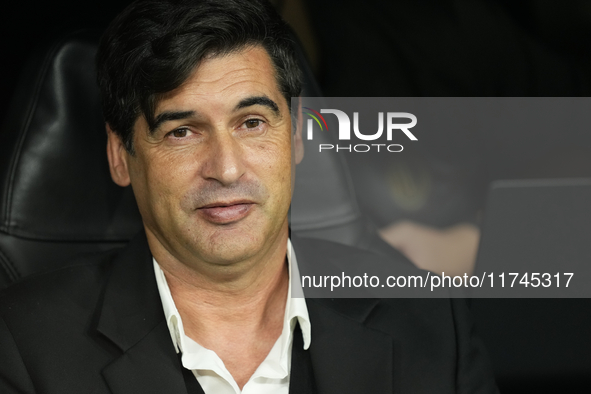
[0,31,143,242]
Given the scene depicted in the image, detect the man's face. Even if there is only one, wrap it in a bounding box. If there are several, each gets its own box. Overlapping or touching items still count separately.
[107,46,303,271]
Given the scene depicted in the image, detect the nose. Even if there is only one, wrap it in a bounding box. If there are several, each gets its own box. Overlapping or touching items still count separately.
[200,130,246,186]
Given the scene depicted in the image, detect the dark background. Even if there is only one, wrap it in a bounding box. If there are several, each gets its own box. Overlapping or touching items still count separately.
[4,0,591,127]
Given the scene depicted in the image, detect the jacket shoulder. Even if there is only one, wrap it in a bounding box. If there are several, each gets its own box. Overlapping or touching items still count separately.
[0,248,119,319]
[291,233,422,273]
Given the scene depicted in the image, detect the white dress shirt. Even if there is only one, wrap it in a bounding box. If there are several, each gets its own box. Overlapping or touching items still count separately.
[153,239,311,394]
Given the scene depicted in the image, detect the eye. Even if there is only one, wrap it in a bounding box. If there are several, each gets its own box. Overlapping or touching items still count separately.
[168,128,190,138]
[243,119,264,129]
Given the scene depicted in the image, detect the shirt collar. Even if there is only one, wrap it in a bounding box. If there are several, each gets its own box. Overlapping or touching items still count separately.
[153,238,310,378]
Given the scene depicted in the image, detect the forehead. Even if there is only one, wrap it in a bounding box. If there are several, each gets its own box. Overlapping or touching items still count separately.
[155,45,285,113]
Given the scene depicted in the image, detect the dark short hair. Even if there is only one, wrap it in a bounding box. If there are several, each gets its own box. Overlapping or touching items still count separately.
[96,0,302,153]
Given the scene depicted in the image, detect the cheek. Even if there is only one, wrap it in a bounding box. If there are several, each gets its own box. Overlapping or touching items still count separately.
[131,150,197,212]
[252,138,292,180]
[249,142,293,210]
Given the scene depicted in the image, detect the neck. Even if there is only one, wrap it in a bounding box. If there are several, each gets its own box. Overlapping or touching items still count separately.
[163,252,288,337]
[149,225,290,344]
[149,226,291,389]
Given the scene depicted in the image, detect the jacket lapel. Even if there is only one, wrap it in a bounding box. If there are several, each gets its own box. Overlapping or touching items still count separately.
[306,298,393,394]
[101,320,188,394]
[290,233,394,394]
[94,232,189,394]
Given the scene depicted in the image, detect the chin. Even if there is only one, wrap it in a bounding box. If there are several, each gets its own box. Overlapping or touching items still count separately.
[200,239,264,267]
[195,224,267,263]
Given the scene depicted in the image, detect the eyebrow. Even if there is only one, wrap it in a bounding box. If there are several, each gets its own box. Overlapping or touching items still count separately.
[235,96,280,117]
[149,96,281,134]
[149,110,196,134]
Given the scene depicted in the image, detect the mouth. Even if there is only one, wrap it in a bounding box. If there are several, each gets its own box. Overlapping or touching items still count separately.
[196,200,255,224]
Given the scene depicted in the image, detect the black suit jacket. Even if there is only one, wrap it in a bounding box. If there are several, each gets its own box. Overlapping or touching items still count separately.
[0,232,498,393]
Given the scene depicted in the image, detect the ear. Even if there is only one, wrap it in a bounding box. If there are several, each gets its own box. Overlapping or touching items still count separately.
[293,97,304,164]
[106,124,131,187]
